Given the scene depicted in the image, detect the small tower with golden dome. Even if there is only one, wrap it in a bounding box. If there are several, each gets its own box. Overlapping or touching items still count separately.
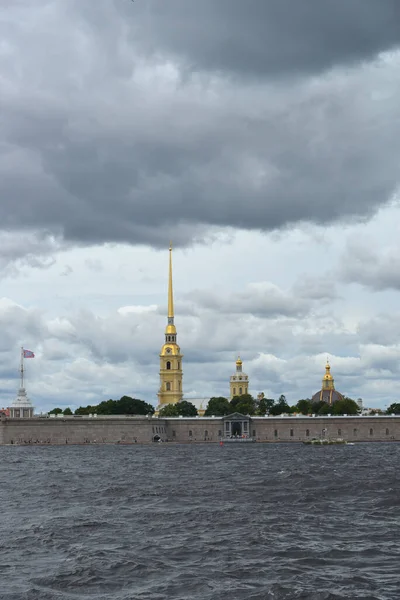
[311,358,344,405]
[157,244,183,408]
[229,356,249,399]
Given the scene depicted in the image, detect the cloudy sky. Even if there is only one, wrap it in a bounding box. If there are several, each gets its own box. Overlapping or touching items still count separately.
[1,0,400,412]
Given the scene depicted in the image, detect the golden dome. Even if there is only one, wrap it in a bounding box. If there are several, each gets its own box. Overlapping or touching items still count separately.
[236,356,242,366]
[324,360,333,380]
[165,324,177,335]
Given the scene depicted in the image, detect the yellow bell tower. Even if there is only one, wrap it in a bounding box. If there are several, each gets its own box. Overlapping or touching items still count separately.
[229,356,249,399]
[157,244,183,408]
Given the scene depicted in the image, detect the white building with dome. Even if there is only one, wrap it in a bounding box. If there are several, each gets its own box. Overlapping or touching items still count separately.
[8,387,34,418]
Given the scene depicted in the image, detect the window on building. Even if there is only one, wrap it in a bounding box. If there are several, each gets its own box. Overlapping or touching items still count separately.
[274,429,278,438]
[218,430,222,436]
[177,362,180,370]
[243,422,248,431]
[239,387,243,395]
[233,388,236,395]
[225,422,230,431]
[353,428,357,436]
[166,382,171,391]
[204,430,208,438]
[166,361,171,370]
[338,428,342,437]
[178,381,181,391]
[252,430,256,437]
[369,428,373,436]
[189,430,192,437]
[172,430,176,437]
[290,429,294,437]
[386,428,389,435]
[306,429,310,437]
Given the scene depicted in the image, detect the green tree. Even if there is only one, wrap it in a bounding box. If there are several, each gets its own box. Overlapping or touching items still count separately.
[74,405,95,415]
[269,394,291,416]
[257,397,275,416]
[48,408,63,415]
[205,397,231,416]
[96,399,117,414]
[158,403,180,417]
[317,403,332,415]
[176,401,198,417]
[116,396,154,415]
[332,398,360,416]
[296,399,312,415]
[310,400,325,414]
[75,396,155,416]
[230,394,256,415]
[387,403,400,414]
[63,408,73,415]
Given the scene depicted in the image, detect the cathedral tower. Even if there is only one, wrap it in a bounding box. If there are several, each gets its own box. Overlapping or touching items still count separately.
[229,356,249,399]
[157,244,183,408]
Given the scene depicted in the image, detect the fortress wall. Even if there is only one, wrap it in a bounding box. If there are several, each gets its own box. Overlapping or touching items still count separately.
[0,417,160,445]
[164,418,222,442]
[251,416,400,442]
[1,415,399,445]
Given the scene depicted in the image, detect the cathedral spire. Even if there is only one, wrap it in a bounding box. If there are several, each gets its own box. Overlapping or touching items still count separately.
[166,243,176,335]
[168,242,174,322]
[157,243,183,410]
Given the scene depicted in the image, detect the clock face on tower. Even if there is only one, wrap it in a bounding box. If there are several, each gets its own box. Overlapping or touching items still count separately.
[166,348,171,354]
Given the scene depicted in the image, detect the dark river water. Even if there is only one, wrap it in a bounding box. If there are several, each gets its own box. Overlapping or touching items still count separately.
[0,443,399,600]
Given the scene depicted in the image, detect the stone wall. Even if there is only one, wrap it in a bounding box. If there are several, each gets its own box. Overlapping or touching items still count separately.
[164,417,222,442]
[0,415,399,445]
[248,416,399,442]
[0,415,160,445]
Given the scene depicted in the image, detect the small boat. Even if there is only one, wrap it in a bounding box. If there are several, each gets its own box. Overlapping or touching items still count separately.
[303,438,347,445]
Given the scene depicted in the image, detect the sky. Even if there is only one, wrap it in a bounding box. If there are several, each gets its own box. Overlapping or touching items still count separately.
[1,0,400,412]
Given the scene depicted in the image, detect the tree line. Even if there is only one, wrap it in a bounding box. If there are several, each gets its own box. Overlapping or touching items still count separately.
[202,394,361,416]
[49,396,155,416]
[48,395,400,417]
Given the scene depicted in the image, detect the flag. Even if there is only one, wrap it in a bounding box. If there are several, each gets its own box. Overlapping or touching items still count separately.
[23,349,35,358]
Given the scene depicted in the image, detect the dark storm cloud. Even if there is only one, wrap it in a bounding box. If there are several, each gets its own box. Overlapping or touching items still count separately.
[132,0,400,78]
[1,0,400,257]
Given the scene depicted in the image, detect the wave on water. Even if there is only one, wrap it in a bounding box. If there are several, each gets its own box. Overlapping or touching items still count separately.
[0,443,399,599]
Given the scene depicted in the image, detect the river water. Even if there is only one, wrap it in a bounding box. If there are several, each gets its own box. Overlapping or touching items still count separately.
[0,443,399,599]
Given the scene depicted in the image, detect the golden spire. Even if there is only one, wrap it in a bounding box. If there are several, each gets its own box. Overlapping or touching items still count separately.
[168,242,174,319]
[165,243,176,335]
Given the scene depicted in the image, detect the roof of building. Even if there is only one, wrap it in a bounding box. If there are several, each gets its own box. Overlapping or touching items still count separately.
[311,389,344,405]
[9,387,34,409]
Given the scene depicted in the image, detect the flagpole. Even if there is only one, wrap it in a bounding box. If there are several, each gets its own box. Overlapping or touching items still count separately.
[20,347,24,389]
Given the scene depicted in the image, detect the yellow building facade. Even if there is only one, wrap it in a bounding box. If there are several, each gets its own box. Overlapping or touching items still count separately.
[229,356,249,399]
[157,245,183,408]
